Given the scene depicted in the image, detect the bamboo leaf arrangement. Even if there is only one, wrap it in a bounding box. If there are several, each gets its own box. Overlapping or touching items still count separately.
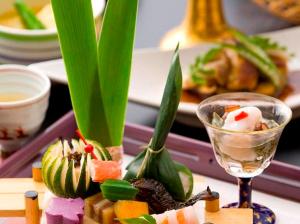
[43,0,196,220]
[124,46,194,202]
[52,0,138,147]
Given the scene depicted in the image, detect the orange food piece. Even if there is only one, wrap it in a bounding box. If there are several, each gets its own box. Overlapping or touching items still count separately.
[225,105,240,113]
[162,218,169,224]
[91,160,121,183]
[114,200,149,223]
[177,209,186,224]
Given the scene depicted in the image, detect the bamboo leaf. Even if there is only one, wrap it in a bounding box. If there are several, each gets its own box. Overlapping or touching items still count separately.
[150,44,182,150]
[125,47,191,202]
[52,0,138,146]
[51,0,111,145]
[98,0,139,146]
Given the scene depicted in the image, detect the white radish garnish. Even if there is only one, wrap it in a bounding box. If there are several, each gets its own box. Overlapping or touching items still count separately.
[223,106,262,131]
[193,201,205,224]
[152,214,166,224]
[184,205,199,224]
[166,210,179,224]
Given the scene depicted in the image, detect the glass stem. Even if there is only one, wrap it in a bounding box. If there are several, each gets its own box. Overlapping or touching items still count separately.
[238,177,252,208]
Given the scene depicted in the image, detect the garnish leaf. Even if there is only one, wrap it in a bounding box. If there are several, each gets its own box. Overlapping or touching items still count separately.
[125,46,191,201]
[52,0,107,143]
[121,214,156,224]
[150,44,182,149]
[52,0,138,146]
[101,179,138,201]
[190,47,222,85]
[98,0,139,146]
[15,0,45,29]
[249,36,286,51]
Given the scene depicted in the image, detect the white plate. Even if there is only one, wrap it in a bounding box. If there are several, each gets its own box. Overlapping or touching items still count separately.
[30,27,300,124]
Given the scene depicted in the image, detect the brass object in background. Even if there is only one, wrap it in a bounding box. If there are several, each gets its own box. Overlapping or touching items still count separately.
[254,0,300,24]
[160,0,232,50]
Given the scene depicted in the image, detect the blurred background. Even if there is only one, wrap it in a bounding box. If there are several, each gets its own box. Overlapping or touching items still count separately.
[135,0,294,48]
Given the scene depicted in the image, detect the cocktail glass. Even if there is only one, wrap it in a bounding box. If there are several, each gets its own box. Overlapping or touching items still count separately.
[196,92,292,224]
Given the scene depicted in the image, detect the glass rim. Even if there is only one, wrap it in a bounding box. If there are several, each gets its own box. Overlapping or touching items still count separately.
[196,92,293,135]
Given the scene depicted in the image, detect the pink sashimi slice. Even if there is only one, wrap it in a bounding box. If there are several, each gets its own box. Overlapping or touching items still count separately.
[91,160,121,183]
[46,197,84,224]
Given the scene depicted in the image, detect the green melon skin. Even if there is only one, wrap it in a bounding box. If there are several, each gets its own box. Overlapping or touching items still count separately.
[41,139,111,199]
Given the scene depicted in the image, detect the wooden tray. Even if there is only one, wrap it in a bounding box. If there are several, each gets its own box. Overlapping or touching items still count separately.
[1,110,300,202]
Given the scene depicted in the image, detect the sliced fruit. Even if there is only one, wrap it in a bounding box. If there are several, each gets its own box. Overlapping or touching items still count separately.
[53,158,67,196]
[65,160,76,198]
[46,157,61,189]
[75,155,88,196]
[41,138,110,198]
[88,140,112,161]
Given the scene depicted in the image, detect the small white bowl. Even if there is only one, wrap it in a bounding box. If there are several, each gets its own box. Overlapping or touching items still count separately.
[0,65,51,152]
[0,0,105,63]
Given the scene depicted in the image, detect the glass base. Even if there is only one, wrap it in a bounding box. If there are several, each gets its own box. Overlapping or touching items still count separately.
[223,202,276,224]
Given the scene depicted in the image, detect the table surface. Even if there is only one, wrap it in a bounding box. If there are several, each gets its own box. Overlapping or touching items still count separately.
[41,0,300,167]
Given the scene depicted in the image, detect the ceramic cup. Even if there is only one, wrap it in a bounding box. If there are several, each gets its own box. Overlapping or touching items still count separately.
[0,65,50,152]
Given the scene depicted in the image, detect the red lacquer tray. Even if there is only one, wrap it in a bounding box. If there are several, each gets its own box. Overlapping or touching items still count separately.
[1,111,300,202]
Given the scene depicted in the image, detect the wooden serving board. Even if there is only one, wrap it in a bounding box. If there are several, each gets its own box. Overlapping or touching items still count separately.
[205,209,252,224]
[0,178,46,217]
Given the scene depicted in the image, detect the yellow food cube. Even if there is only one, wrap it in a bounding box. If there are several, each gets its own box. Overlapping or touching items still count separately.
[102,206,116,224]
[114,200,149,222]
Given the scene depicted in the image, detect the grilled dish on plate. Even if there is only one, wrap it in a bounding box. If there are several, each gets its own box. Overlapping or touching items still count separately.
[183,31,291,102]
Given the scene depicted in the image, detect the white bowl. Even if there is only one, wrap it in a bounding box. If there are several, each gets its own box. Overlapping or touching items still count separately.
[0,65,51,152]
[0,0,105,63]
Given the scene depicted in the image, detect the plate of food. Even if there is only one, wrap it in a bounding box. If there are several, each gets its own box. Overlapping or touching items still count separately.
[30,27,300,125]
[0,0,105,64]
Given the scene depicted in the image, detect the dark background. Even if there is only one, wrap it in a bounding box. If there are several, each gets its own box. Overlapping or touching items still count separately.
[48,0,300,166]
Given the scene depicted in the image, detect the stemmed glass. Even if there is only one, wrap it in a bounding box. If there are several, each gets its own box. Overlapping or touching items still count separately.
[196,92,292,224]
